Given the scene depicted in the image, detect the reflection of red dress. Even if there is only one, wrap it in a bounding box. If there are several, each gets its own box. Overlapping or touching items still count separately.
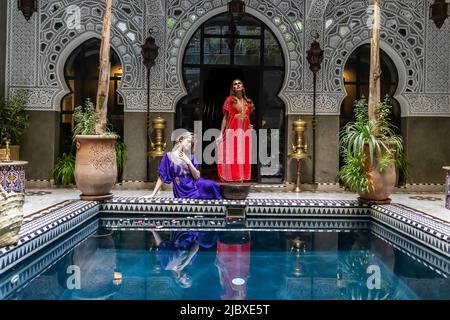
[216,240,251,300]
[218,96,252,181]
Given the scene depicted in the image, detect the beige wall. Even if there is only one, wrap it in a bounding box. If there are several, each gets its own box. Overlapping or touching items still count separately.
[21,111,59,180]
[285,115,340,184]
[0,0,7,96]
[123,112,174,182]
[403,117,450,183]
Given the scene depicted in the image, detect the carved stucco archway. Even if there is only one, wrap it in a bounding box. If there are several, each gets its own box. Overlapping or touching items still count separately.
[165,1,305,113]
[306,0,425,116]
[53,32,126,111]
[39,0,145,111]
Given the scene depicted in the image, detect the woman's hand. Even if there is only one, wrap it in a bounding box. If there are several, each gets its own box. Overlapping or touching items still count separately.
[144,192,155,199]
[216,133,224,144]
[179,151,191,164]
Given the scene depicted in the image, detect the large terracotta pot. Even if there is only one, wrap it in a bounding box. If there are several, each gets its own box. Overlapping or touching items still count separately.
[75,135,117,200]
[358,143,396,204]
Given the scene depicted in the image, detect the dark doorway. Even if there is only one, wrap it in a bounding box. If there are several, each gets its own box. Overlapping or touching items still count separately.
[60,38,124,157]
[176,12,286,183]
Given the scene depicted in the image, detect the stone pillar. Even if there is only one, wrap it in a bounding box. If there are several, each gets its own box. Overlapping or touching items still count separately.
[21,111,60,180]
[285,115,340,184]
[123,112,174,182]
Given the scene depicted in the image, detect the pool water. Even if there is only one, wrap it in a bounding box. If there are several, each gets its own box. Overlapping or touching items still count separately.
[3,226,450,300]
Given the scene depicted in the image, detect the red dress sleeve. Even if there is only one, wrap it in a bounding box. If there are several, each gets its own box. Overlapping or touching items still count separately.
[223,96,233,113]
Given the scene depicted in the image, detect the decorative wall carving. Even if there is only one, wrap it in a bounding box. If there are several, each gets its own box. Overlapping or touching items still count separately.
[405,94,450,114]
[39,0,144,89]
[9,88,59,110]
[7,5,38,87]
[123,89,182,112]
[286,93,344,114]
[5,0,450,116]
[425,0,450,94]
[324,0,425,94]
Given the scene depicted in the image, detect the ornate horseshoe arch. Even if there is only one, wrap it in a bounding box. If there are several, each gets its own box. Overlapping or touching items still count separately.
[164,1,306,113]
[39,0,144,111]
[307,0,424,116]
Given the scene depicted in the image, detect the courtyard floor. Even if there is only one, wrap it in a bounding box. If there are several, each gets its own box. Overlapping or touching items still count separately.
[23,186,450,223]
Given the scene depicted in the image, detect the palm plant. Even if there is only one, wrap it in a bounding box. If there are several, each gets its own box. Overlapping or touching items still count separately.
[338,96,404,193]
[51,153,76,186]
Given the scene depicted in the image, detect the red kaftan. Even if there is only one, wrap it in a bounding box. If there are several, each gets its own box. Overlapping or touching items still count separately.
[218,96,252,181]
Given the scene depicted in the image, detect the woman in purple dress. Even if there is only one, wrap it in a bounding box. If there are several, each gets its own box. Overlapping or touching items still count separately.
[146,132,222,199]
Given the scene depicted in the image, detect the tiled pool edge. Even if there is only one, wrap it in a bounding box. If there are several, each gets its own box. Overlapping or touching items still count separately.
[0,197,449,278]
[0,219,99,299]
[0,201,99,276]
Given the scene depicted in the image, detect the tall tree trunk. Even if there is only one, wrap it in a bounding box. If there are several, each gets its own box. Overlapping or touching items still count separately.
[95,0,112,134]
[368,0,381,126]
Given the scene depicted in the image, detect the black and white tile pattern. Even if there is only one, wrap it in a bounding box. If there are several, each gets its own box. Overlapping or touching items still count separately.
[371,221,449,277]
[371,204,450,257]
[0,219,99,300]
[0,201,98,275]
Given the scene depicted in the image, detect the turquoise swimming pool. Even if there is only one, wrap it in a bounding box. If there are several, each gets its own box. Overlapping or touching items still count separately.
[1,198,448,300]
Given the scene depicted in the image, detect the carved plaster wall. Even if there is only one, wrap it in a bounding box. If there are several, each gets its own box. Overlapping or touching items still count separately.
[5,0,450,116]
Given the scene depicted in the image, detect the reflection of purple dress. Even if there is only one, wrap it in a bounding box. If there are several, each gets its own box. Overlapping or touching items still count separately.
[159,153,222,199]
[159,231,218,269]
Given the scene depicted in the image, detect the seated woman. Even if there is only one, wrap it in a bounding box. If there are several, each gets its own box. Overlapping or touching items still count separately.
[146,132,222,199]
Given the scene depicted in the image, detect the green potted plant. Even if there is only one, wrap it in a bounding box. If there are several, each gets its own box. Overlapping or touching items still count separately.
[337,96,404,203]
[50,153,76,187]
[73,0,117,200]
[0,91,28,161]
[338,0,405,204]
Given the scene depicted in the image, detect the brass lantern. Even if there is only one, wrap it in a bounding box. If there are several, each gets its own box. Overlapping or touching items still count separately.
[306,34,324,74]
[18,0,37,21]
[430,0,449,29]
[228,0,245,21]
[141,33,159,70]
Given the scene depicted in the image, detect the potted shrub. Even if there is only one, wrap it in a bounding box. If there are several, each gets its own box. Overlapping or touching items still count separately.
[51,141,126,187]
[338,0,405,204]
[73,100,117,200]
[50,153,76,187]
[0,91,28,161]
[73,0,117,200]
[338,97,404,204]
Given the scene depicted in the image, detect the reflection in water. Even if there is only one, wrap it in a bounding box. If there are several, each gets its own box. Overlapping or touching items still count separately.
[215,231,251,300]
[151,230,217,289]
[65,229,120,300]
[5,226,450,300]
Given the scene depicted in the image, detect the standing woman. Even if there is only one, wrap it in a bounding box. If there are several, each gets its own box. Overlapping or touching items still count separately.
[217,79,255,182]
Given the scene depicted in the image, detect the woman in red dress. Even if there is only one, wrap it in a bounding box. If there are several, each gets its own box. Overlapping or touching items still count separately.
[217,79,254,181]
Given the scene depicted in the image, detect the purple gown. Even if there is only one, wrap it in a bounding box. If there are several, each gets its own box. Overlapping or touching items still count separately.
[158,153,223,199]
